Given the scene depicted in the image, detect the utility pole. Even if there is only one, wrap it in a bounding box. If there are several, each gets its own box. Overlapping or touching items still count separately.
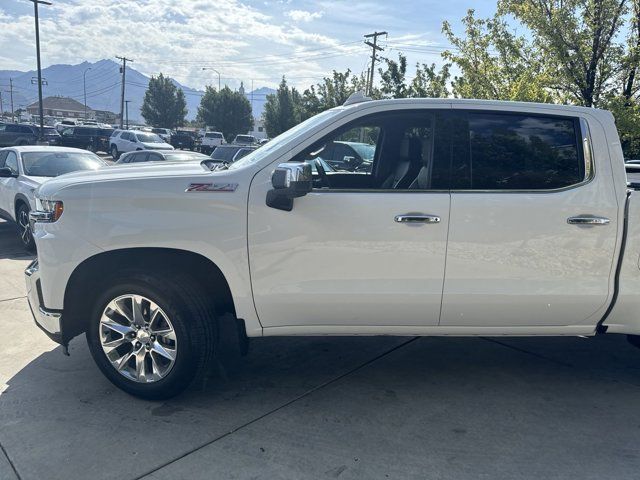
[9,79,14,123]
[83,67,92,119]
[364,31,387,96]
[0,92,3,117]
[29,0,52,142]
[125,100,131,130]
[116,56,133,129]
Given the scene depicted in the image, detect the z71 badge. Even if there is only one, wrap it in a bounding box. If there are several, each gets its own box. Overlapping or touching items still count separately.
[185,183,239,192]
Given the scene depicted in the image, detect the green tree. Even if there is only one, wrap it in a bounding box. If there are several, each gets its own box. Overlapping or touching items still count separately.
[140,73,187,128]
[409,62,451,98]
[263,77,301,137]
[499,0,628,107]
[378,54,409,98]
[300,69,369,119]
[197,86,253,141]
[443,10,553,102]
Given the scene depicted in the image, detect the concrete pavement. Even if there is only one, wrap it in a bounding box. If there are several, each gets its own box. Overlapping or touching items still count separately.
[0,218,639,479]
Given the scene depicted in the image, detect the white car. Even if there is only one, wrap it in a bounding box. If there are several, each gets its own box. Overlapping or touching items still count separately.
[151,128,172,143]
[26,96,639,399]
[0,146,105,249]
[109,130,174,159]
[200,131,225,155]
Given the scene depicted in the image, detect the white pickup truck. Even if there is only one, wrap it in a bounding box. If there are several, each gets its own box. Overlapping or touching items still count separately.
[25,96,640,399]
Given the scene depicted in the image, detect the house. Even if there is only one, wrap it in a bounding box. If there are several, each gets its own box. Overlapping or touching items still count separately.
[249,116,267,140]
[26,96,95,120]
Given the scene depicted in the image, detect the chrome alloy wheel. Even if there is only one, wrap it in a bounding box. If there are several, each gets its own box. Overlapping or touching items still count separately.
[100,295,177,383]
[18,209,31,246]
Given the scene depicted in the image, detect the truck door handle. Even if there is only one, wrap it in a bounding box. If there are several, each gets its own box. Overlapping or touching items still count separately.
[394,215,440,224]
[567,216,610,225]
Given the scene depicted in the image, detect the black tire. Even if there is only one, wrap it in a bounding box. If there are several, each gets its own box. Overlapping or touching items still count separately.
[86,272,216,400]
[111,145,119,160]
[16,203,35,251]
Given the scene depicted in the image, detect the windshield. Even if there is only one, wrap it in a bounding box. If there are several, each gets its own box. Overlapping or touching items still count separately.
[230,108,343,170]
[21,152,104,177]
[205,132,222,138]
[152,128,168,134]
[136,133,163,143]
[211,147,239,162]
[162,152,209,162]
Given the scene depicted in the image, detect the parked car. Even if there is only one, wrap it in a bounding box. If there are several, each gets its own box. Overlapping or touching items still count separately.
[170,130,199,150]
[0,146,106,249]
[27,96,640,399]
[210,145,257,163]
[57,126,114,153]
[109,130,174,159]
[117,150,210,164]
[0,123,60,147]
[151,128,172,143]
[318,140,375,172]
[200,131,225,155]
[232,134,257,145]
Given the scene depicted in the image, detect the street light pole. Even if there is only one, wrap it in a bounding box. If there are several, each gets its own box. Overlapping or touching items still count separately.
[29,0,52,143]
[202,67,221,91]
[83,67,92,120]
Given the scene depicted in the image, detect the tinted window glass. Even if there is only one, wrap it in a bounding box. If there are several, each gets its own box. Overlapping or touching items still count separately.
[466,113,583,190]
[0,151,7,166]
[5,125,20,133]
[135,133,162,143]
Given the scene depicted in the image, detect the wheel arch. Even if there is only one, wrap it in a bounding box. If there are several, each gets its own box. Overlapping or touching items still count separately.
[14,193,31,219]
[62,247,238,343]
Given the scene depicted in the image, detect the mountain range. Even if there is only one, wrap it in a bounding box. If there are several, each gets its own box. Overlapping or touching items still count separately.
[0,59,275,122]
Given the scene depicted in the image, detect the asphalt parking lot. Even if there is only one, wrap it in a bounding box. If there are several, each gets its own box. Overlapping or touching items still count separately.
[1,219,640,480]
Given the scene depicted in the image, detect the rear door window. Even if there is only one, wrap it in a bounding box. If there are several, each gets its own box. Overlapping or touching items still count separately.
[459,112,585,190]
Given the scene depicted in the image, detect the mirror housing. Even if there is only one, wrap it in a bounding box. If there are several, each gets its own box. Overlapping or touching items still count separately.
[0,167,17,178]
[266,162,312,211]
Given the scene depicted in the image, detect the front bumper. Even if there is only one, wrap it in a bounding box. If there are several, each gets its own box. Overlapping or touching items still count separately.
[25,259,64,344]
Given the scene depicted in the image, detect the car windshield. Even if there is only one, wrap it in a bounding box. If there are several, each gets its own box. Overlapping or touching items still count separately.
[205,132,222,138]
[211,147,239,162]
[135,133,163,143]
[42,127,58,135]
[235,135,253,142]
[230,108,343,170]
[21,151,104,177]
[162,152,209,162]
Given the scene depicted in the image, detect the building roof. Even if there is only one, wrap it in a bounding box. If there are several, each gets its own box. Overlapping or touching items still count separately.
[26,96,93,113]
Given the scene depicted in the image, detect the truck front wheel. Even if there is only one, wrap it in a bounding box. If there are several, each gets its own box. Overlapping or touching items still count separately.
[86,272,215,399]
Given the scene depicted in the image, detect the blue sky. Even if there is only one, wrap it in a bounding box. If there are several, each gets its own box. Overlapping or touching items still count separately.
[0,0,499,91]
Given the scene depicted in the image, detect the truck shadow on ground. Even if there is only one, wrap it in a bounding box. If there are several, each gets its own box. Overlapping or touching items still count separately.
[1,333,640,480]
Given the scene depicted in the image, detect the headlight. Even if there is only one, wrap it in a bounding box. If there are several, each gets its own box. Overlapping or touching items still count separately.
[31,199,64,223]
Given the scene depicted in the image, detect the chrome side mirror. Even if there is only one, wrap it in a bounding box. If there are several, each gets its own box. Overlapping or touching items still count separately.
[266,162,312,211]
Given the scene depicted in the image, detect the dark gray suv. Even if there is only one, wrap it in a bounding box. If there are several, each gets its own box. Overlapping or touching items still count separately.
[0,124,60,147]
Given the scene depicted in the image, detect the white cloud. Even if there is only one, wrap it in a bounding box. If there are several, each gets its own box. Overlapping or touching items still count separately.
[286,9,324,22]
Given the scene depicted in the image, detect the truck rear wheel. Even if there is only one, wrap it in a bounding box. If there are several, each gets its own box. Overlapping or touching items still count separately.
[86,272,216,399]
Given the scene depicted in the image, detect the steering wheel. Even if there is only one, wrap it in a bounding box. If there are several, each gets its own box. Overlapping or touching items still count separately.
[314,159,330,188]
